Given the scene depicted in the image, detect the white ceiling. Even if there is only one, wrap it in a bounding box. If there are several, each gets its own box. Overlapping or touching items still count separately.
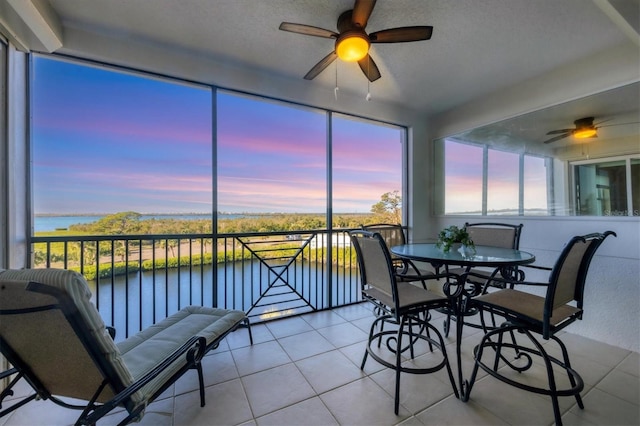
[12,0,634,117]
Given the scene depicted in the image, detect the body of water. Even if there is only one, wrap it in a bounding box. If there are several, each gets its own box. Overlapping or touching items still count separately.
[34,214,249,232]
[89,260,359,341]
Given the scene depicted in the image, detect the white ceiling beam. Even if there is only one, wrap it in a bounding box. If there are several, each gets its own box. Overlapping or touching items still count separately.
[593,0,640,46]
[4,0,63,52]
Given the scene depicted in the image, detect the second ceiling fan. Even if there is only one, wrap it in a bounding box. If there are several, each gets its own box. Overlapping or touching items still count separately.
[279,0,433,82]
[543,116,639,144]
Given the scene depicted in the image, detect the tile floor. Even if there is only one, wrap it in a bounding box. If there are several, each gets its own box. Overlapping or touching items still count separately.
[1,303,639,426]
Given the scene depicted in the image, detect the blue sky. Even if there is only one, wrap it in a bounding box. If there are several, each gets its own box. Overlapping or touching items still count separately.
[32,57,402,214]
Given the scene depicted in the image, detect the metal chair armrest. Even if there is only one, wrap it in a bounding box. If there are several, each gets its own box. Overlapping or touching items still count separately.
[84,335,207,424]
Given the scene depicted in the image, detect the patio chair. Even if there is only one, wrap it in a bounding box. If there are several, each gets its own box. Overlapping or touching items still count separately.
[461,231,615,426]
[442,222,523,336]
[350,230,458,414]
[0,268,251,425]
[361,223,439,287]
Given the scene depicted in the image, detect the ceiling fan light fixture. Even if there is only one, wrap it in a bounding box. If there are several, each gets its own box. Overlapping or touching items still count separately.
[336,32,369,62]
[574,128,597,139]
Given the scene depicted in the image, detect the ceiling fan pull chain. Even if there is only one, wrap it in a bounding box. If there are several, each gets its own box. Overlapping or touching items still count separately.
[366,56,372,101]
[334,61,339,100]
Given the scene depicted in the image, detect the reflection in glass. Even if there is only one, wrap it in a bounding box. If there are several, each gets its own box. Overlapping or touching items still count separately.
[524,156,549,215]
[632,159,640,216]
[573,157,640,216]
[434,82,639,217]
[487,150,519,214]
[444,140,482,214]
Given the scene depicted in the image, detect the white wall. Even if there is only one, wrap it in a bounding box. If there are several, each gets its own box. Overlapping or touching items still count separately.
[421,41,640,351]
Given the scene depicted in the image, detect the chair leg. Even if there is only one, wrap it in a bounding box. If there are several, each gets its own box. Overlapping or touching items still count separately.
[243,317,254,345]
[530,333,563,426]
[394,315,407,415]
[443,313,451,337]
[553,335,584,409]
[362,315,383,370]
[197,362,205,407]
[470,324,583,426]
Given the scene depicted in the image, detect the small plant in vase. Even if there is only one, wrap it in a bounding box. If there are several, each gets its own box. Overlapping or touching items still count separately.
[436,225,475,253]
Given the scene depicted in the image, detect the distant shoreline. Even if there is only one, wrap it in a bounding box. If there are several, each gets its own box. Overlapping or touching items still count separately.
[35,212,369,217]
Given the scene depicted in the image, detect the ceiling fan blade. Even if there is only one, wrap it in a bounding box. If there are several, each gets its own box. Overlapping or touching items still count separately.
[357,54,381,82]
[304,51,338,80]
[594,118,614,126]
[279,22,338,39]
[598,121,640,128]
[369,26,433,43]
[546,129,573,135]
[352,0,377,29]
[543,133,571,144]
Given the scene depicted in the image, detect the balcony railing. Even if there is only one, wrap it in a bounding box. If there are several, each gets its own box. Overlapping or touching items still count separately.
[29,229,362,340]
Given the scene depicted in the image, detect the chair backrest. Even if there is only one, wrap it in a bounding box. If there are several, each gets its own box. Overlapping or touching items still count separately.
[361,223,407,248]
[464,222,523,249]
[543,231,615,335]
[350,230,399,306]
[361,224,407,261]
[0,269,138,409]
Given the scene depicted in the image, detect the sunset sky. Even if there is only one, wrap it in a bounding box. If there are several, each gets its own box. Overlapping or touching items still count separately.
[32,56,402,215]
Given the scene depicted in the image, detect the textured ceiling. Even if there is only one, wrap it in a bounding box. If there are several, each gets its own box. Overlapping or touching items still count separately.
[44,0,636,116]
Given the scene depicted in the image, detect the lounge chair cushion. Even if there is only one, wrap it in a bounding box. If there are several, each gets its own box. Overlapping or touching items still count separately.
[118,306,247,402]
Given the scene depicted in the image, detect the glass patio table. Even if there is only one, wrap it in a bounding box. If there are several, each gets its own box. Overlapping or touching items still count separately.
[390,243,536,398]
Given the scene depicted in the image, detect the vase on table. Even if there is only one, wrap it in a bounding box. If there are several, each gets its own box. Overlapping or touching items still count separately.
[458,244,476,257]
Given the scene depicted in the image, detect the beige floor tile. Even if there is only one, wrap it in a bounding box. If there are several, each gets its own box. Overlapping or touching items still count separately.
[224,325,256,349]
[351,315,377,333]
[617,351,640,377]
[416,395,509,425]
[2,397,84,426]
[466,376,560,425]
[548,333,630,368]
[255,397,338,426]
[295,350,366,394]
[231,340,292,376]
[99,397,174,426]
[560,409,598,426]
[397,415,426,425]
[370,366,458,414]
[570,387,640,425]
[245,322,276,344]
[174,349,240,396]
[264,316,314,339]
[320,377,412,424]
[339,340,387,375]
[173,378,253,426]
[301,310,347,329]
[241,363,316,418]
[316,321,369,347]
[331,303,374,322]
[277,330,335,361]
[595,369,640,405]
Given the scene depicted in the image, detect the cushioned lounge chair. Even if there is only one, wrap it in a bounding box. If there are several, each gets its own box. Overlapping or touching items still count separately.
[0,268,251,425]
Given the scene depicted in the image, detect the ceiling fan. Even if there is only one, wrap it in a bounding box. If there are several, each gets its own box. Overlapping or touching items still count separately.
[543,116,639,144]
[278,0,433,82]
